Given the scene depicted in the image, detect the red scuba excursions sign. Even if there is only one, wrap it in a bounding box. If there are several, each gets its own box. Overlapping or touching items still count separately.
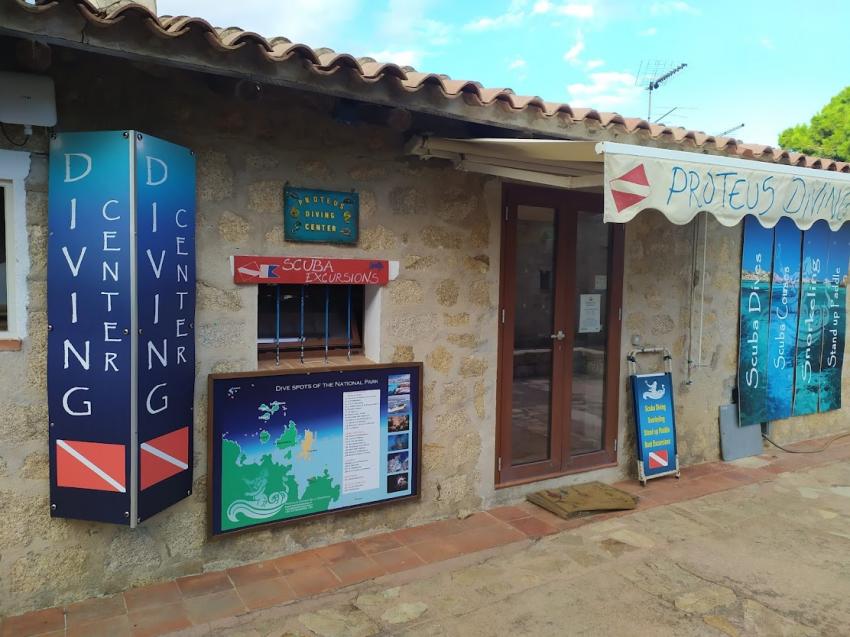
[233,255,390,285]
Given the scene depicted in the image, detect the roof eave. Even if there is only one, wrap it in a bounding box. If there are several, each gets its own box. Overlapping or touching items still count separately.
[0,1,593,141]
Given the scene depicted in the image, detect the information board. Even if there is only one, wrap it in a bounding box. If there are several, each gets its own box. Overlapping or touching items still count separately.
[630,372,678,482]
[284,186,359,245]
[208,364,422,536]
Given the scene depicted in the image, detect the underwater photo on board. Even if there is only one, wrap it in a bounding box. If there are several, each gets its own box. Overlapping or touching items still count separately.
[818,223,850,412]
[388,374,411,395]
[387,451,409,474]
[793,221,832,417]
[387,473,409,493]
[388,414,410,432]
[738,216,774,426]
[766,217,802,422]
[389,432,409,451]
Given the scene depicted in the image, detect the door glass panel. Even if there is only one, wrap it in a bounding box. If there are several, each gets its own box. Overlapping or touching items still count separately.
[571,211,609,455]
[511,205,557,465]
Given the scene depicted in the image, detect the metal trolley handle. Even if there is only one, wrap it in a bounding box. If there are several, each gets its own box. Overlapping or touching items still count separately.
[627,346,673,376]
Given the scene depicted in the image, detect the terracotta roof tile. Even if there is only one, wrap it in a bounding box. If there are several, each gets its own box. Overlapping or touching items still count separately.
[10,0,845,172]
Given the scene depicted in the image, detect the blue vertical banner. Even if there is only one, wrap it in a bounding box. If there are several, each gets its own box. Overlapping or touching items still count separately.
[737,216,774,426]
[48,131,195,526]
[792,221,832,417]
[766,218,802,421]
[48,132,133,524]
[817,224,850,412]
[135,134,196,522]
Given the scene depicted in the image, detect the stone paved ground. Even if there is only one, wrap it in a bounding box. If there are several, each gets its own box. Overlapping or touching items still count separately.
[172,455,850,637]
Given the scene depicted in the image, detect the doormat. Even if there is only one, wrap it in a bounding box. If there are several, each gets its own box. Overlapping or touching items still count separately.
[526,481,638,520]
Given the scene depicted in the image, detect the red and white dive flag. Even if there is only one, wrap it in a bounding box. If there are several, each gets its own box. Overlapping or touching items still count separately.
[56,440,126,493]
[647,450,669,469]
[141,427,190,490]
[609,163,650,213]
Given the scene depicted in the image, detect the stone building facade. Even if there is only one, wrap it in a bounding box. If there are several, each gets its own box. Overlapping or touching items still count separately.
[1,17,849,618]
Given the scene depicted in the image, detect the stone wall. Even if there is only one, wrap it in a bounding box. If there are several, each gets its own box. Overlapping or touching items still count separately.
[0,57,504,615]
[620,211,850,468]
[1,52,848,615]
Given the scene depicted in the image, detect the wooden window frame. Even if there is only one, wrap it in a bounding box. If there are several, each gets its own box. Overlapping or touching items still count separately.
[495,183,624,487]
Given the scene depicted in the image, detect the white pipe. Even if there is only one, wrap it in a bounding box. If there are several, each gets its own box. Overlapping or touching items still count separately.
[697,214,708,366]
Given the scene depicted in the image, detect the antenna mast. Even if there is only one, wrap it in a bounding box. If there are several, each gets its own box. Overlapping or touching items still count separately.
[636,61,687,121]
[718,123,745,137]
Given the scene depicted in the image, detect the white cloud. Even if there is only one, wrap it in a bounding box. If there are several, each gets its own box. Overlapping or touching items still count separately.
[157,0,361,48]
[649,1,700,16]
[558,3,594,18]
[639,26,658,36]
[567,71,642,109]
[378,0,451,46]
[563,32,585,64]
[365,50,422,68]
[508,58,527,70]
[464,11,524,31]
[532,1,594,18]
[585,59,604,70]
[760,36,775,50]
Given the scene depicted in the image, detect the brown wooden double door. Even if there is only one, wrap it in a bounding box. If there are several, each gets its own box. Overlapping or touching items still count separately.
[496,185,623,485]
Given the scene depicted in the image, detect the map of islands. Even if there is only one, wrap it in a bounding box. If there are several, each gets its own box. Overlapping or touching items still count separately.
[220,417,341,531]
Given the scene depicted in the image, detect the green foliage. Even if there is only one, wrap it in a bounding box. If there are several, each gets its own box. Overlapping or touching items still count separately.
[778,87,850,161]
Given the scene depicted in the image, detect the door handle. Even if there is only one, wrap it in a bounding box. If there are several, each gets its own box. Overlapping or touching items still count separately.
[550,330,566,341]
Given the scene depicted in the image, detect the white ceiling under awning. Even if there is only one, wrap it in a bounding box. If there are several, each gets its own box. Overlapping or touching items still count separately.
[408,137,850,231]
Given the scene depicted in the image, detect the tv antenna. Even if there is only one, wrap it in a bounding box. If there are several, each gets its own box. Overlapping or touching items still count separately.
[654,106,679,123]
[718,123,745,137]
[635,60,687,121]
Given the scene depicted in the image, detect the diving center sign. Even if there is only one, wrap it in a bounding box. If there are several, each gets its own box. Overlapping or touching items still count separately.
[47,131,195,526]
[602,143,850,230]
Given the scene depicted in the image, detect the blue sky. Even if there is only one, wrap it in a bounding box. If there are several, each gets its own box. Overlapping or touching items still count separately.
[158,0,847,146]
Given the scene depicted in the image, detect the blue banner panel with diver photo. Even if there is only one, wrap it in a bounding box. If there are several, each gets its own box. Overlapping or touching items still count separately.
[209,364,422,536]
[135,133,196,522]
[737,216,774,426]
[817,223,850,412]
[47,131,133,524]
[766,217,802,421]
[631,372,677,479]
[793,221,832,417]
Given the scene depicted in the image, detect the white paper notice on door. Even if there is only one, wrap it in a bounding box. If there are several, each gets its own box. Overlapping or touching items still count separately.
[578,294,602,333]
[342,389,380,494]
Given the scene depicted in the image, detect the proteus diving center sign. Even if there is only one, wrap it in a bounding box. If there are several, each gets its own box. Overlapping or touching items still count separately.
[284,186,359,245]
[48,131,195,526]
[601,142,850,230]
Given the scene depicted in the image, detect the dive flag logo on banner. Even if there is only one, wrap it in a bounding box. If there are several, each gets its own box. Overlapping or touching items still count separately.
[648,450,669,469]
[141,427,190,490]
[610,164,650,213]
[236,261,279,279]
[56,440,126,493]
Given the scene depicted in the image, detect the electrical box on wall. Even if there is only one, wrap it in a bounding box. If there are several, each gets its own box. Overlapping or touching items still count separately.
[0,71,57,127]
